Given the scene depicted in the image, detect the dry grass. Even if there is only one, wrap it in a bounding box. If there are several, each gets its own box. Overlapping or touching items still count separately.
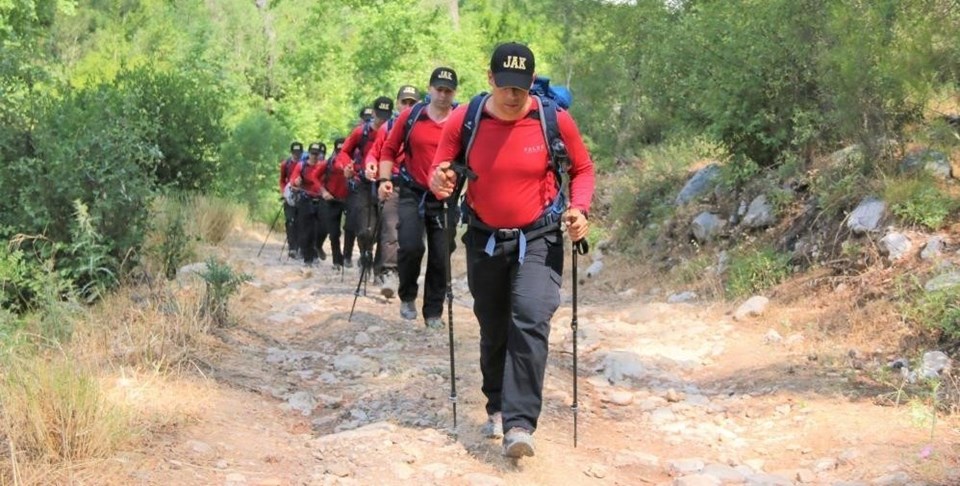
[187,195,245,246]
[0,357,128,482]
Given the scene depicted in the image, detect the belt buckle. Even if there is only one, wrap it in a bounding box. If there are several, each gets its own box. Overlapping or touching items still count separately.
[496,228,520,239]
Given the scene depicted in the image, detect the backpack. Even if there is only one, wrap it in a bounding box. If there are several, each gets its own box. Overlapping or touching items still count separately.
[458,93,570,193]
[530,76,572,110]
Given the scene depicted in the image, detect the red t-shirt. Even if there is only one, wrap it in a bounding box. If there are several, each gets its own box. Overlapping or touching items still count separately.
[278,157,298,193]
[431,97,595,229]
[334,122,379,182]
[323,154,349,201]
[365,122,402,176]
[383,104,449,189]
[290,160,324,197]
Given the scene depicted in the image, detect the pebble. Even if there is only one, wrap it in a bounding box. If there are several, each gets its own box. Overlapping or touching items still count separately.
[667,458,705,475]
[602,391,635,406]
[584,463,608,478]
[613,450,660,468]
[673,474,721,486]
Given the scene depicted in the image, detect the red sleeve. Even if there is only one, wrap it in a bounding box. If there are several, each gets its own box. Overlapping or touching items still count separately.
[382,107,413,166]
[429,105,468,197]
[334,125,363,170]
[364,124,389,166]
[557,110,595,214]
[289,160,303,183]
[279,160,286,193]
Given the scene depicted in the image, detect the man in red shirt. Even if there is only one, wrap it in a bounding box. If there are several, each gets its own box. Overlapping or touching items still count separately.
[335,96,394,276]
[289,142,328,266]
[364,85,421,298]
[429,43,594,459]
[279,141,303,259]
[321,137,351,269]
[378,69,458,328]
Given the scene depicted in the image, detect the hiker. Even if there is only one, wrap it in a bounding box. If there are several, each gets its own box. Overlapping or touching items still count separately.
[363,84,421,298]
[429,42,595,458]
[289,142,328,267]
[378,69,459,329]
[335,96,395,277]
[321,137,351,270]
[279,141,304,259]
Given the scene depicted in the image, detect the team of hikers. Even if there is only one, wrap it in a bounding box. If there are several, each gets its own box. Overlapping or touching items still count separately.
[274,43,594,459]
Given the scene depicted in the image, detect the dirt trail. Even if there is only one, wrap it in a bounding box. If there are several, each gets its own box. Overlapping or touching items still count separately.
[129,228,960,486]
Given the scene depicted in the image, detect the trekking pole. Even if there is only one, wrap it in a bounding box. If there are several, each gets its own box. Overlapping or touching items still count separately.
[443,199,458,430]
[279,239,287,262]
[348,199,383,322]
[571,238,588,447]
[258,206,284,258]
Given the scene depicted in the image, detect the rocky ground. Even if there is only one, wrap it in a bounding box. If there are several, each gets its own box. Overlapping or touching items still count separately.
[117,227,960,485]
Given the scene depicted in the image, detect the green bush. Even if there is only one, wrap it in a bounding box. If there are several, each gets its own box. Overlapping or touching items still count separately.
[896,275,960,342]
[217,110,291,212]
[725,247,791,299]
[198,258,251,327]
[885,178,958,230]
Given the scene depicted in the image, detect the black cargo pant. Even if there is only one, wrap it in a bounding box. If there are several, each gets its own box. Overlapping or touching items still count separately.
[347,180,378,271]
[465,226,564,433]
[375,183,400,276]
[296,197,324,263]
[283,202,298,252]
[397,184,457,319]
[321,199,347,266]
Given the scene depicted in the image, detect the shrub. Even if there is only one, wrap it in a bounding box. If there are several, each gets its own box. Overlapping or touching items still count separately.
[885,177,958,230]
[198,258,251,327]
[725,247,791,299]
[0,357,127,465]
[188,195,241,246]
[217,110,291,212]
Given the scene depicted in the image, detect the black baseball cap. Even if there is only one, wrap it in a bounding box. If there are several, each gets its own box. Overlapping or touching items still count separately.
[359,107,374,120]
[334,137,346,150]
[397,85,420,102]
[372,96,394,120]
[308,142,326,155]
[429,67,458,90]
[490,42,535,90]
[290,141,303,152]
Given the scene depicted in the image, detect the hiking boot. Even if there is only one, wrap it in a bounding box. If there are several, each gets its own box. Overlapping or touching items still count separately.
[502,427,535,458]
[303,260,317,268]
[425,316,444,329]
[379,271,398,299]
[482,412,503,439]
[318,247,327,261]
[287,249,297,259]
[344,259,353,269]
[400,301,417,321]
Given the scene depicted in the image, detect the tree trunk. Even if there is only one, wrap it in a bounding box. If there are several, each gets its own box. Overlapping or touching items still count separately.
[448,0,460,30]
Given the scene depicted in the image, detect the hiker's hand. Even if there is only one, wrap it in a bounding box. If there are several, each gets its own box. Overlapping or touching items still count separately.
[364,162,378,181]
[564,208,589,243]
[430,162,458,199]
[321,189,333,201]
[378,180,394,201]
[343,165,354,179]
[293,177,302,187]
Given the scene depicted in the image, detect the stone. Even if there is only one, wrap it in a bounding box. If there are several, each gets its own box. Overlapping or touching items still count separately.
[921,236,946,260]
[847,197,886,235]
[286,391,317,416]
[462,473,506,486]
[603,391,635,406]
[879,232,912,260]
[692,212,725,243]
[920,351,951,379]
[924,272,960,292]
[871,471,911,486]
[674,475,722,486]
[353,332,371,346]
[601,351,648,383]
[701,463,745,483]
[585,260,604,279]
[900,149,952,179]
[669,291,698,304]
[813,457,837,472]
[187,440,213,455]
[763,329,783,345]
[743,194,776,228]
[735,296,769,321]
[333,354,380,375]
[650,408,677,424]
[743,473,793,485]
[676,164,721,205]
[665,389,684,403]
[667,458,706,475]
[584,464,608,478]
[614,451,660,468]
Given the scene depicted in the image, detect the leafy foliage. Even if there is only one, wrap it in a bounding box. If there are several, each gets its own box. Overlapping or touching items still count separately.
[198,258,251,327]
[725,248,791,299]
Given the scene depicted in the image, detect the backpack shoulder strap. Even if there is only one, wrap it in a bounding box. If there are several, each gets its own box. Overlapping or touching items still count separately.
[402,101,429,159]
[459,93,490,169]
[532,95,568,190]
